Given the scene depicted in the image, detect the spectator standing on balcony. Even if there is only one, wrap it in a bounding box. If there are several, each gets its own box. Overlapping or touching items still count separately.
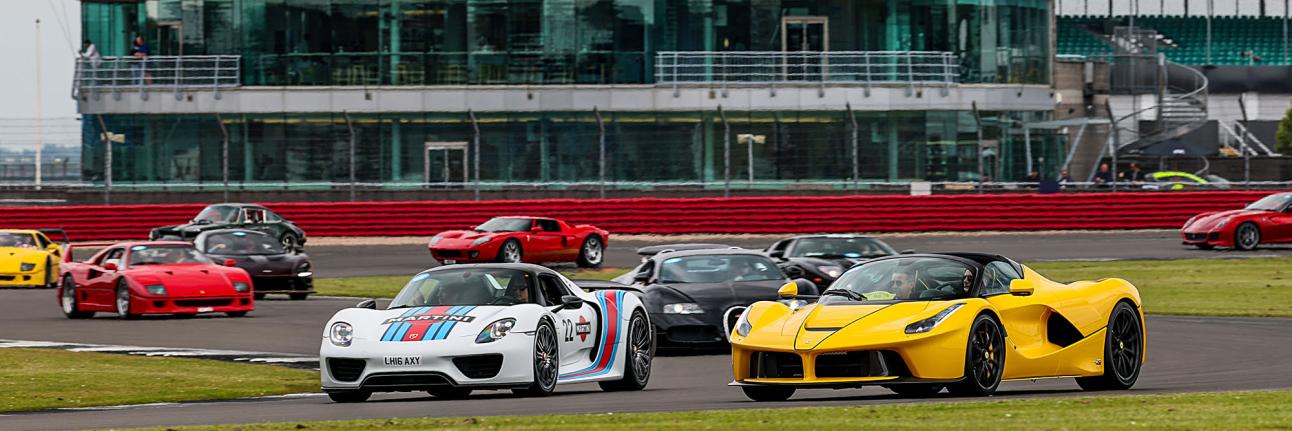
[1058,170,1073,189]
[130,36,150,85]
[1093,162,1114,187]
[1122,162,1146,184]
[80,40,102,87]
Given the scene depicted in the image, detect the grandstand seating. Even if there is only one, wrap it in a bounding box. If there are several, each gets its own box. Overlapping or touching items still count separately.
[1058,16,1292,65]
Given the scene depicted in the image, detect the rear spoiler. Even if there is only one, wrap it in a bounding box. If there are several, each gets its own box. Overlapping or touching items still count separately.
[635,243,735,257]
[571,279,641,293]
[62,242,118,263]
[37,228,70,245]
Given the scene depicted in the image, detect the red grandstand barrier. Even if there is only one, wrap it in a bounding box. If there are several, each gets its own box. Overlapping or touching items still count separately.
[0,191,1279,240]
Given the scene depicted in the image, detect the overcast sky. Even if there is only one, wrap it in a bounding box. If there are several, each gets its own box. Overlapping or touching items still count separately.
[0,0,81,148]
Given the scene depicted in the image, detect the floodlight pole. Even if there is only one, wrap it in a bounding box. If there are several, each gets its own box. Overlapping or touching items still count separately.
[216,113,229,202]
[595,107,606,199]
[469,110,481,201]
[847,102,859,192]
[97,115,112,205]
[719,105,730,198]
[343,112,356,202]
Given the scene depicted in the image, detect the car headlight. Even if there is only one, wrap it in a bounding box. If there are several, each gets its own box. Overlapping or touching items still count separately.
[428,235,443,246]
[144,284,168,295]
[662,303,704,314]
[469,237,492,247]
[734,310,753,337]
[233,282,251,293]
[816,265,844,279]
[20,263,37,272]
[476,318,516,344]
[329,322,353,347]
[297,271,313,278]
[905,303,965,334]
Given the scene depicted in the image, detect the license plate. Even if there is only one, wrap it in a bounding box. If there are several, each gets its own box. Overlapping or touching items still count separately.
[442,260,457,265]
[197,307,214,313]
[383,356,421,366]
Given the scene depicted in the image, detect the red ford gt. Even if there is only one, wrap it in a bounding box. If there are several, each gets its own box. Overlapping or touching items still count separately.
[57,241,255,319]
[428,216,608,267]
[1182,192,1292,250]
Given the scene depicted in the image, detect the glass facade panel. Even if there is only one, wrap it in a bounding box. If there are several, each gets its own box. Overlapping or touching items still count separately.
[82,0,1050,85]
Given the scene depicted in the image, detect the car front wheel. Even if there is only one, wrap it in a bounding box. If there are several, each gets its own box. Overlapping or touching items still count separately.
[948,314,1005,396]
[514,319,558,397]
[115,281,139,320]
[1235,223,1261,251]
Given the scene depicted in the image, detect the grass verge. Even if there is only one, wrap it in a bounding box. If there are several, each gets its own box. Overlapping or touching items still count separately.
[0,348,317,413]
[315,258,1292,318]
[132,390,1292,430]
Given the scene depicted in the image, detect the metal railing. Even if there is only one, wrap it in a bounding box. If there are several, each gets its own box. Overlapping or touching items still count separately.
[74,55,241,93]
[655,51,960,85]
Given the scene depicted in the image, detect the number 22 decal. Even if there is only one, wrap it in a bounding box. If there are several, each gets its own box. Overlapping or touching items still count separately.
[562,319,575,342]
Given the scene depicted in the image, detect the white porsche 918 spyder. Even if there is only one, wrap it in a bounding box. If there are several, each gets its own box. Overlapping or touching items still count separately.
[320,263,654,402]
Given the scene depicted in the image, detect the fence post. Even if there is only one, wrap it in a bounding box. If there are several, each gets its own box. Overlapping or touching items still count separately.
[847,102,859,192]
[469,110,481,201]
[216,113,230,202]
[595,107,606,199]
[97,115,112,205]
[972,102,984,193]
[719,105,730,198]
[343,112,356,202]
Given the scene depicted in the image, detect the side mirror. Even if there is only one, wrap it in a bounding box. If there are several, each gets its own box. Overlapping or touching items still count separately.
[899,249,916,255]
[560,295,583,310]
[777,282,798,299]
[791,278,819,296]
[531,227,544,233]
[767,250,784,259]
[223,259,238,267]
[355,299,377,309]
[633,272,652,284]
[1009,279,1035,296]
[102,262,118,271]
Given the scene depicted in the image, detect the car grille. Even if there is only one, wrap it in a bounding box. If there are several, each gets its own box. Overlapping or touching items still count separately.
[327,358,366,382]
[175,299,232,307]
[815,351,888,378]
[453,354,504,379]
[362,372,453,388]
[748,351,804,379]
[435,249,463,258]
[1184,233,1206,241]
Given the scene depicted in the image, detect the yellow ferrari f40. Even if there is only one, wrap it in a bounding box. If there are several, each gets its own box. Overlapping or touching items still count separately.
[729,253,1144,401]
[0,229,67,288]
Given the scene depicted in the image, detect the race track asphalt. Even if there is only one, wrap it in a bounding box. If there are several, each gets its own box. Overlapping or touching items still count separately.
[3,231,1292,430]
[307,230,1292,278]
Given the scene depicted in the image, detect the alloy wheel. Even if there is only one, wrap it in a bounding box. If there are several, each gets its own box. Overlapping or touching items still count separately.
[502,241,522,263]
[61,278,76,314]
[1108,309,1142,383]
[583,238,603,265]
[534,323,558,389]
[969,321,1004,388]
[629,313,652,383]
[116,286,131,316]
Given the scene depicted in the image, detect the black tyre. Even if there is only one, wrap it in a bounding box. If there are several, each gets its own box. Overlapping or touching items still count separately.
[1235,223,1260,251]
[740,385,795,402]
[885,384,945,397]
[60,275,94,319]
[326,391,371,403]
[1077,302,1143,391]
[44,258,57,288]
[576,236,604,268]
[948,314,1005,397]
[514,319,559,397]
[254,293,267,300]
[599,309,653,392]
[280,233,301,252]
[289,292,310,300]
[226,311,249,317]
[427,387,473,400]
[115,280,139,320]
[496,239,523,264]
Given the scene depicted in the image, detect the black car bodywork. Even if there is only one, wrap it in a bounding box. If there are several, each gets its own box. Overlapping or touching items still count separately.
[603,248,816,347]
[766,235,906,288]
[195,229,314,300]
[151,204,307,251]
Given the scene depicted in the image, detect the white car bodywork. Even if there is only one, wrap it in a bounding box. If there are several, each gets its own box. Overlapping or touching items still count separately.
[320,264,648,395]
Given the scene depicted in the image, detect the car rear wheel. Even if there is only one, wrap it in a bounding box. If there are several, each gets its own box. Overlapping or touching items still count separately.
[741,385,795,402]
[514,319,558,397]
[1077,302,1143,391]
[885,384,945,397]
[576,236,604,268]
[948,314,1005,396]
[497,240,523,264]
[61,275,94,319]
[1235,223,1261,251]
[327,391,371,403]
[599,309,653,391]
[427,387,473,400]
[115,281,139,320]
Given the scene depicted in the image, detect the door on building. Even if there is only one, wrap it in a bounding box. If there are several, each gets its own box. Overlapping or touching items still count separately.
[781,16,828,81]
[424,141,469,187]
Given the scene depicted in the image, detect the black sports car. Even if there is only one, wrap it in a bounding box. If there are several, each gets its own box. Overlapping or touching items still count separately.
[151,203,307,251]
[765,235,907,288]
[195,229,314,300]
[605,248,816,347]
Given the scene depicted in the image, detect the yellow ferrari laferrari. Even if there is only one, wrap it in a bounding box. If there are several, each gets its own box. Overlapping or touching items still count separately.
[729,253,1144,401]
[0,229,67,288]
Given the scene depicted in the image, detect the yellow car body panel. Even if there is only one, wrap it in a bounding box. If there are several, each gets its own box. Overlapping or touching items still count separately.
[0,230,63,288]
[730,265,1144,387]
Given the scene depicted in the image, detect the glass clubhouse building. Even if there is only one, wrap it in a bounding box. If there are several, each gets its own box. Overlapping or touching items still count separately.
[78,0,1056,187]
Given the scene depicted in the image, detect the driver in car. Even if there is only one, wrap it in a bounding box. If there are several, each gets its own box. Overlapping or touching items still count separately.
[891,269,919,299]
[961,269,976,294]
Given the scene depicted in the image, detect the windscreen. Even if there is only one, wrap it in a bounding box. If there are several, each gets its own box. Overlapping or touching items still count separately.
[128,245,213,266]
[658,254,784,284]
[826,257,975,302]
[1246,193,1292,211]
[788,237,896,259]
[0,233,36,248]
[475,217,532,233]
[390,268,535,308]
[194,205,239,223]
[205,231,285,255]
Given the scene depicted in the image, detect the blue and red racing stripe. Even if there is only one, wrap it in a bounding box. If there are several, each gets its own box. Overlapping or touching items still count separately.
[380,306,477,342]
[559,291,626,380]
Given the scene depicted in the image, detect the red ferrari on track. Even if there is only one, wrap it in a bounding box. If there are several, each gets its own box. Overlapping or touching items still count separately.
[428,216,608,267]
[1182,192,1292,250]
[58,242,255,319]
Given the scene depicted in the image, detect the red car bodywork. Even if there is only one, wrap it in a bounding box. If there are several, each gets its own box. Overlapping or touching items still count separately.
[428,217,608,264]
[1181,193,1292,249]
[58,241,255,317]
